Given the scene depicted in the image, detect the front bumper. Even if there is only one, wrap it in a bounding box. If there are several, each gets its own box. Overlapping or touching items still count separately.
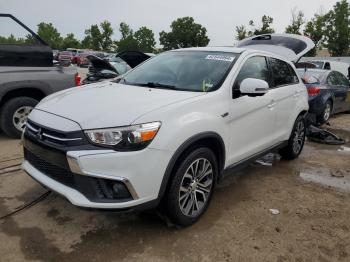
[22,135,173,209]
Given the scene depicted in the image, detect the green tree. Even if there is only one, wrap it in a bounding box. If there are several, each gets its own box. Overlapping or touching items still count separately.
[82,21,114,51]
[134,26,156,52]
[285,8,305,34]
[37,22,62,49]
[235,25,248,40]
[82,24,102,50]
[61,33,80,49]
[100,21,114,51]
[304,14,325,56]
[159,17,210,50]
[323,0,350,56]
[115,22,139,52]
[250,15,275,35]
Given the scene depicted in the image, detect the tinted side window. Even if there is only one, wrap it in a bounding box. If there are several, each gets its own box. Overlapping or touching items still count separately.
[234,56,269,88]
[334,72,350,86]
[327,72,340,86]
[269,58,299,87]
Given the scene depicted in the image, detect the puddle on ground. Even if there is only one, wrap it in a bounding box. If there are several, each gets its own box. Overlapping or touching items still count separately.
[338,146,350,152]
[299,167,350,193]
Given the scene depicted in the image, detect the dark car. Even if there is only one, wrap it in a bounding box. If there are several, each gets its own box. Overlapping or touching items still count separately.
[297,69,350,124]
[82,51,152,84]
[58,51,73,66]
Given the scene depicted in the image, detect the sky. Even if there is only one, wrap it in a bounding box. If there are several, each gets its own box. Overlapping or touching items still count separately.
[0,0,340,46]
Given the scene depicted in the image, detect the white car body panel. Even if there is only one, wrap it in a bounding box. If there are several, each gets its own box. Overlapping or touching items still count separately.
[37,81,205,129]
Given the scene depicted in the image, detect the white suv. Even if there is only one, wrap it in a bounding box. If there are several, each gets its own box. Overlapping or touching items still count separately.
[22,34,313,226]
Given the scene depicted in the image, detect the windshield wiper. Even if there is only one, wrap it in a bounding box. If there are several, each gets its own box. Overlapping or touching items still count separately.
[133,82,177,90]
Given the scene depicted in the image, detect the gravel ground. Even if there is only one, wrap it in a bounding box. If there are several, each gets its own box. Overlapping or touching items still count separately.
[0,114,349,262]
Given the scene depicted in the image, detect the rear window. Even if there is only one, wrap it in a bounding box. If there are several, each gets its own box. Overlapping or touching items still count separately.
[307,61,324,69]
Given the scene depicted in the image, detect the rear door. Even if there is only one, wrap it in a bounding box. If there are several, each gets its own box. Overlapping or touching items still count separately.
[237,34,315,63]
[326,72,347,113]
[333,71,350,112]
[0,14,52,67]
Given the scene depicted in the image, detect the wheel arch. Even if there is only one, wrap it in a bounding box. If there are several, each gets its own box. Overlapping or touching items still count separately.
[157,132,226,200]
[0,87,46,108]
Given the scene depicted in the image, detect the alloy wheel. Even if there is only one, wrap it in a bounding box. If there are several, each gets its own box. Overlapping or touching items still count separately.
[324,103,331,122]
[178,158,214,217]
[292,120,305,154]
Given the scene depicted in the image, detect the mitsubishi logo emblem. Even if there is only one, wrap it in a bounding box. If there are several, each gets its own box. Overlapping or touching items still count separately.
[36,128,43,140]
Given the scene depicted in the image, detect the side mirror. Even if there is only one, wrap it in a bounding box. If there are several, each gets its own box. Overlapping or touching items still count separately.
[240,78,269,95]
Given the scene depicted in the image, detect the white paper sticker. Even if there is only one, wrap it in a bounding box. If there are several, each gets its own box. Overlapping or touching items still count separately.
[205,55,235,62]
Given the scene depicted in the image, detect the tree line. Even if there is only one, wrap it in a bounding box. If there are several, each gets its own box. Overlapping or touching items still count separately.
[0,0,349,56]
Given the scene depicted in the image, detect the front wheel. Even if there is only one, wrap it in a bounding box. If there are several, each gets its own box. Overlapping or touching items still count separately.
[165,147,218,227]
[279,115,306,160]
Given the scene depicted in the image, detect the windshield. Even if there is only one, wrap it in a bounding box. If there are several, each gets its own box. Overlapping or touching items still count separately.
[122,51,238,92]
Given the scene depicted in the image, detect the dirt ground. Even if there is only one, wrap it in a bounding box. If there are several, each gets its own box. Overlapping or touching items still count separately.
[0,114,350,262]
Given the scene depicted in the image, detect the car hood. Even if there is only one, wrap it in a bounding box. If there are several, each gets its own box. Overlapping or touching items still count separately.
[87,55,118,73]
[36,82,205,130]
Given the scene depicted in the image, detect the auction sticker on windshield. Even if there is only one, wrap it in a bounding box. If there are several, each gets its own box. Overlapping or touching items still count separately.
[205,55,235,62]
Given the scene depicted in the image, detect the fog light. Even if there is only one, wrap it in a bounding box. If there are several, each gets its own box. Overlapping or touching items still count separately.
[111,182,131,199]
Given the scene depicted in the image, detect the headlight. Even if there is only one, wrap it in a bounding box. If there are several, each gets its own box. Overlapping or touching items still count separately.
[85,122,161,151]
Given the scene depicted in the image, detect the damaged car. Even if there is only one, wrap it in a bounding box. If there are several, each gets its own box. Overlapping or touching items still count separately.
[82,51,152,84]
[297,68,350,124]
[22,34,313,226]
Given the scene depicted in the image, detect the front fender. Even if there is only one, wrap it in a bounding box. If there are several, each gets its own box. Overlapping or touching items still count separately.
[133,92,229,154]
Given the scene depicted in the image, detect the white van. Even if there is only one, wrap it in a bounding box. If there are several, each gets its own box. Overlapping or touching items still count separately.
[305,60,350,79]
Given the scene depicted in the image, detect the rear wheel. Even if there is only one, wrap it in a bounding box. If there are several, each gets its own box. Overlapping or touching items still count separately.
[165,147,218,227]
[317,100,332,124]
[0,97,38,138]
[279,115,306,160]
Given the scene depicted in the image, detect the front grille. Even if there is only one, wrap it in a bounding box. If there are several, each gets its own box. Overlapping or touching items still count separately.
[25,119,86,147]
[24,148,75,188]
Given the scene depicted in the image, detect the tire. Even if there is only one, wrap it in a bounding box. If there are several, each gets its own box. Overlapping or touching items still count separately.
[0,97,38,139]
[317,100,332,125]
[165,147,218,227]
[279,115,306,160]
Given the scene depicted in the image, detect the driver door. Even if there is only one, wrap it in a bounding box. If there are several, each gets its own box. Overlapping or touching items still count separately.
[227,56,277,165]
